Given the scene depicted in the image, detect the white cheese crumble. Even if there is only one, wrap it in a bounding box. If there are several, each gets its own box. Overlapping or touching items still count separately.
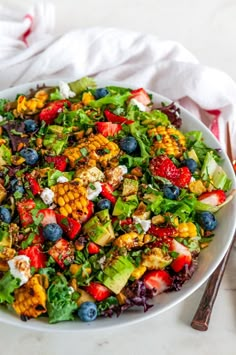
[130,98,150,112]
[78,167,105,185]
[40,188,55,205]
[133,216,151,233]
[8,255,31,286]
[87,181,102,201]
[118,165,128,176]
[57,176,69,183]
[0,115,5,122]
[59,81,76,99]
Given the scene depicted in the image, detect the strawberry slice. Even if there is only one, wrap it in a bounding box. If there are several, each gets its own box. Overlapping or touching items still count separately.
[56,214,81,240]
[19,245,47,269]
[172,166,191,188]
[96,122,122,137]
[80,201,94,224]
[48,238,74,269]
[101,183,117,204]
[130,88,151,106]
[169,239,192,272]
[87,242,100,254]
[85,282,111,301]
[104,109,134,124]
[25,173,41,195]
[39,100,71,125]
[17,199,36,227]
[38,209,57,226]
[143,270,172,294]
[198,190,226,206]
[148,225,178,238]
[45,155,67,172]
[149,155,179,182]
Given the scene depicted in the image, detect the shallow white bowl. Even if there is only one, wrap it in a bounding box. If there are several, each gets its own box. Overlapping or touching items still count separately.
[1,79,236,332]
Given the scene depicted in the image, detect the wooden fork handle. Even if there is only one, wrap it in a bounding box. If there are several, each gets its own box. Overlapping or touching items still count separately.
[191,242,233,331]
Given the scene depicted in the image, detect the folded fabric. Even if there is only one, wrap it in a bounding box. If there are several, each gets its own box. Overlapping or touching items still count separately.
[0,2,235,157]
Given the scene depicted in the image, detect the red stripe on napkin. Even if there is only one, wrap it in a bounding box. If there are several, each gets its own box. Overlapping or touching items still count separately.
[206,109,221,140]
[21,14,33,46]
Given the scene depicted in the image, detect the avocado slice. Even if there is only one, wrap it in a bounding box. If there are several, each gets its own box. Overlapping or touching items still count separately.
[82,209,115,246]
[122,178,139,197]
[102,255,135,294]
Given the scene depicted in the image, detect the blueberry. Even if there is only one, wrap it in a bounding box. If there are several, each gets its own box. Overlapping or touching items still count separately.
[20,148,39,165]
[97,199,112,211]
[43,223,63,241]
[77,302,97,322]
[163,185,180,200]
[94,88,109,100]
[197,212,217,231]
[24,119,38,133]
[10,179,25,194]
[182,158,198,174]
[119,136,138,154]
[0,207,11,223]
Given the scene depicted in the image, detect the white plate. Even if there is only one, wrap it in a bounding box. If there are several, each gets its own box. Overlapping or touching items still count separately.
[1,79,236,332]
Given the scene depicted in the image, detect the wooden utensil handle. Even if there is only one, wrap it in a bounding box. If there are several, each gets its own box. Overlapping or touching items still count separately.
[191,243,233,331]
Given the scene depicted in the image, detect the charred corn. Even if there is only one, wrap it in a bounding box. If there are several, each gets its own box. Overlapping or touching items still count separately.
[178,222,197,238]
[189,180,207,195]
[148,125,186,158]
[114,232,152,250]
[82,92,94,106]
[141,247,172,270]
[13,93,47,116]
[51,181,89,221]
[63,133,120,168]
[13,274,48,319]
[131,265,147,279]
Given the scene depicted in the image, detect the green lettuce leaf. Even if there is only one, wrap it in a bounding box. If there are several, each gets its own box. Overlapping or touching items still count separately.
[0,272,20,304]
[47,169,74,187]
[89,92,130,108]
[69,77,96,95]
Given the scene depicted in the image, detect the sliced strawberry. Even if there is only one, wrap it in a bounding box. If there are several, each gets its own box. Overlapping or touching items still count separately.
[87,242,100,254]
[148,225,178,238]
[101,183,116,204]
[150,235,173,249]
[17,199,36,227]
[25,173,41,195]
[143,270,172,294]
[48,238,74,269]
[56,214,81,240]
[85,282,111,301]
[169,239,192,272]
[38,208,57,226]
[96,122,122,137]
[149,155,179,182]
[198,190,226,206]
[120,217,133,226]
[104,109,134,124]
[39,100,71,125]
[19,245,47,269]
[130,88,151,106]
[172,166,191,188]
[45,155,67,172]
[80,201,94,223]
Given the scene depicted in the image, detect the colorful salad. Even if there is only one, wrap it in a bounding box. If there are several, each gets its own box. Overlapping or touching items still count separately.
[0,77,234,324]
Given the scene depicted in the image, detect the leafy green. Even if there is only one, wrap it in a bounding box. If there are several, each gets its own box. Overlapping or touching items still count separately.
[97,296,119,315]
[0,272,20,304]
[139,110,170,127]
[39,267,56,281]
[47,169,74,187]
[113,195,139,219]
[55,109,94,129]
[69,77,96,94]
[185,131,221,163]
[47,275,78,324]
[21,232,36,249]
[0,144,12,165]
[90,92,130,108]
[0,99,8,115]
[50,88,63,101]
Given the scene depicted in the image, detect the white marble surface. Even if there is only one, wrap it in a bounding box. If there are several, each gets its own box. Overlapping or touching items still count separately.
[0,0,236,354]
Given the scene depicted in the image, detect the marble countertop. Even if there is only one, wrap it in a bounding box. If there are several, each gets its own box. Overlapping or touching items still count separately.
[1,0,236,354]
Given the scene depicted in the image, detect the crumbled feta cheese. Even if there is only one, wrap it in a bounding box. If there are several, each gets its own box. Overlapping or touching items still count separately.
[68,286,75,295]
[8,255,31,286]
[190,176,196,183]
[40,188,54,205]
[118,165,128,176]
[0,115,5,122]
[87,181,102,201]
[133,216,151,233]
[78,167,105,185]
[57,176,69,183]
[130,98,150,112]
[59,81,76,99]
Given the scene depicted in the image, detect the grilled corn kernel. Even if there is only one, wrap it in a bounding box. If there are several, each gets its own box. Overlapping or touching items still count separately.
[178,222,197,238]
[14,93,47,116]
[82,92,95,106]
[114,232,149,250]
[51,181,89,221]
[131,265,147,279]
[64,133,120,168]
[148,125,186,158]
[13,274,48,319]
[116,292,127,305]
[69,264,92,277]
[189,180,207,195]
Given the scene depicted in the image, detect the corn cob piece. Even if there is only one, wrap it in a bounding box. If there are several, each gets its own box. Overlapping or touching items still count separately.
[13,92,48,117]
[51,181,89,220]
[63,133,120,168]
[177,222,197,238]
[13,274,48,319]
[113,232,152,250]
[148,126,186,158]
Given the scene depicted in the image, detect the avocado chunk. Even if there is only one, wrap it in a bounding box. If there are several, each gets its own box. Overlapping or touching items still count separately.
[82,209,115,246]
[122,178,139,197]
[102,255,135,294]
[112,195,139,219]
[141,248,172,270]
[187,148,200,165]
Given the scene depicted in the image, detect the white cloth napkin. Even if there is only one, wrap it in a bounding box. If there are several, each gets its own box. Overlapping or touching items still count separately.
[0,2,235,158]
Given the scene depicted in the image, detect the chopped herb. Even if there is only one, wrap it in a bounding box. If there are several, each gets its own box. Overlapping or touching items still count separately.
[21,232,36,249]
[89,183,96,190]
[80,147,88,157]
